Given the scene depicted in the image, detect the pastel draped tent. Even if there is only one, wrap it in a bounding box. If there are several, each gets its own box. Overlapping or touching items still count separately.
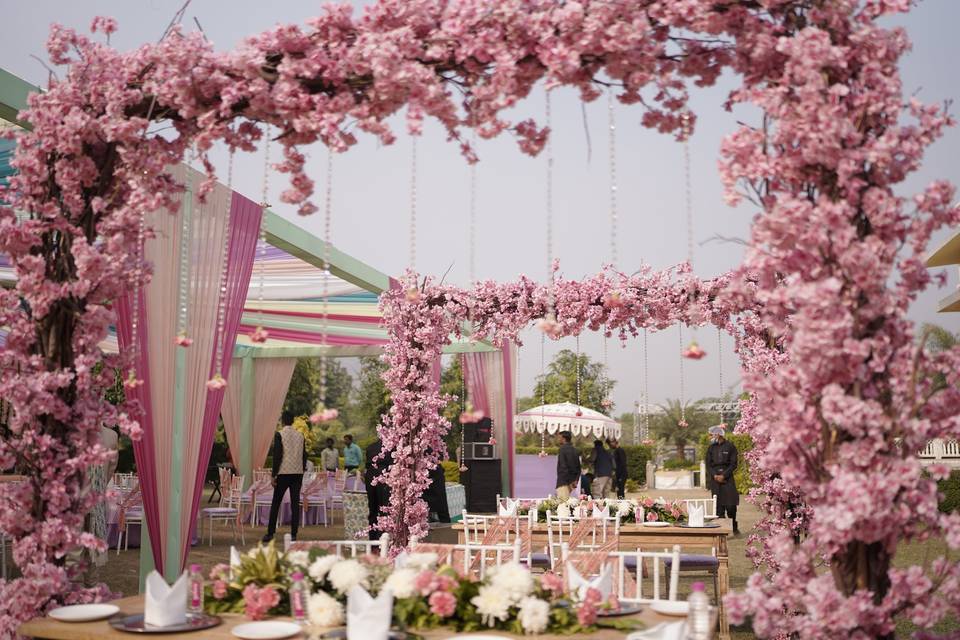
[462,342,517,496]
[115,164,262,580]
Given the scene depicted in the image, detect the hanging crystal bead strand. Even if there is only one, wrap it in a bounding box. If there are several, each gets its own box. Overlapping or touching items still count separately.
[126,200,147,387]
[209,149,235,388]
[175,171,193,346]
[460,353,468,471]
[717,328,725,427]
[409,137,418,272]
[320,151,334,414]
[539,334,547,456]
[545,89,555,314]
[608,87,618,270]
[469,131,477,285]
[679,325,687,427]
[253,126,271,343]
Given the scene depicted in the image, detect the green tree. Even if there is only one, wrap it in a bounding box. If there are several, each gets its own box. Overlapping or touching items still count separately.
[352,356,391,432]
[282,357,353,421]
[531,349,615,413]
[923,323,959,391]
[649,398,718,461]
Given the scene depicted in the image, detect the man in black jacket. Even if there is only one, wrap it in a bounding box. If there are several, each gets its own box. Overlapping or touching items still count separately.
[263,410,308,543]
[364,439,392,540]
[706,424,740,534]
[555,431,580,500]
[609,438,628,498]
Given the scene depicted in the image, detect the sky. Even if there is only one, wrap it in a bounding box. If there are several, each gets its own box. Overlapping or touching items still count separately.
[2,1,959,416]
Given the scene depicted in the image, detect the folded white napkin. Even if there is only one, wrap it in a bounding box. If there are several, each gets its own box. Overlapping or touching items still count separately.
[393,550,409,569]
[688,504,705,528]
[498,498,518,517]
[347,585,394,640]
[627,621,687,640]
[144,570,188,627]
[566,562,612,601]
[591,504,610,519]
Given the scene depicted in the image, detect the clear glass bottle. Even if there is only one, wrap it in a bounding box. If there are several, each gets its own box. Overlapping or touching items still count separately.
[687,581,711,640]
[289,571,307,622]
[187,564,204,614]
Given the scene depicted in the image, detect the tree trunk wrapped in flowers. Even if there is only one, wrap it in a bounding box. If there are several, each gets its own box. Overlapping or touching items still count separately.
[1,1,959,637]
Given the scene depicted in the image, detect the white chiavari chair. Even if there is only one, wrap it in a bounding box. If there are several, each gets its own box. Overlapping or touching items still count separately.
[609,546,681,604]
[683,496,718,521]
[301,474,329,527]
[201,471,245,546]
[285,533,390,557]
[461,510,501,544]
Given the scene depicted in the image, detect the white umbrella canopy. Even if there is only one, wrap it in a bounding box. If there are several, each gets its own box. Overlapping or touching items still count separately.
[514,401,622,440]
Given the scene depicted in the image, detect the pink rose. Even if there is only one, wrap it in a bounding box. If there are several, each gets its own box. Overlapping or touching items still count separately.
[212,580,228,599]
[206,375,227,391]
[174,334,193,347]
[577,600,598,626]
[642,498,655,508]
[647,511,659,522]
[414,570,438,595]
[429,590,457,618]
[242,584,279,620]
[540,571,564,595]
[250,326,269,343]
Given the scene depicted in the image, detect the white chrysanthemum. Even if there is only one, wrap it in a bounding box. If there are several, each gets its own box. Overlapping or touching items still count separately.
[383,568,418,599]
[307,590,344,627]
[471,585,512,626]
[308,555,339,582]
[518,597,550,634]
[616,500,632,516]
[565,497,580,508]
[557,504,571,519]
[327,559,370,594]
[489,562,534,602]
[286,550,310,569]
[402,552,438,571]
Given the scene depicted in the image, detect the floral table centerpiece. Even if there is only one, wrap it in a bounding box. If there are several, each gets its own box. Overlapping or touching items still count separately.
[203,543,638,634]
[525,496,686,524]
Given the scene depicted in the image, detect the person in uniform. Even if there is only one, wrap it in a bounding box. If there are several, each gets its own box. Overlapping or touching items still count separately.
[705,424,740,534]
[609,438,628,499]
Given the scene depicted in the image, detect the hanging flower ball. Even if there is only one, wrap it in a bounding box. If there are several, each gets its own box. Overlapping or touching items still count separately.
[174,333,193,348]
[602,290,624,308]
[678,419,689,428]
[535,314,562,338]
[405,287,421,302]
[459,464,469,473]
[206,374,227,391]
[459,409,484,424]
[719,422,728,430]
[601,398,613,410]
[123,371,144,389]
[575,410,583,417]
[488,436,497,446]
[250,326,270,343]
[682,341,706,360]
[642,439,655,446]
[537,450,549,458]
[310,408,339,424]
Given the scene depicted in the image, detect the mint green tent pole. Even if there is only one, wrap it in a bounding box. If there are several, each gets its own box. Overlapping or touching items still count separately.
[239,353,256,491]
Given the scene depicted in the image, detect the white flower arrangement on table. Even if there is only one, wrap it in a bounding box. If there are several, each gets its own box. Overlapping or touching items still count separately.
[205,542,640,634]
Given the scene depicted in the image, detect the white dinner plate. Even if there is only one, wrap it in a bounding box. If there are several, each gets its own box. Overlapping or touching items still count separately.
[650,600,689,617]
[231,621,302,639]
[641,521,670,527]
[49,604,120,622]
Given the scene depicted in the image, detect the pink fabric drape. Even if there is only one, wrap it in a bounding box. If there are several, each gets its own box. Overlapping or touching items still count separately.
[221,356,297,471]
[116,167,262,573]
[186,191,263,560]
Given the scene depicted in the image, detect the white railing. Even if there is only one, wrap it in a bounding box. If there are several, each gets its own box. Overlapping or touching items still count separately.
[919,439,960,459]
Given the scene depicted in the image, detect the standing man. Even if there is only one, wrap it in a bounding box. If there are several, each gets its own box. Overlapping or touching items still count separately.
[343,434,363,473]
[705,424,740,535]
[263,410,307,543]
[364,439,391,540]
[590,439,614,499]
[320,437,339,473]
[609,438,628,499]
[555,431,581,500]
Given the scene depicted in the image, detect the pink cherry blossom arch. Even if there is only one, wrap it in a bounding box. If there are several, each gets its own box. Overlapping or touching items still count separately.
[1,1,959,638]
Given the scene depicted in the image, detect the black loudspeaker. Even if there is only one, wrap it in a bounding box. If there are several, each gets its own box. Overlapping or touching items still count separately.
[463,417,493,443]
[462,459,502,513]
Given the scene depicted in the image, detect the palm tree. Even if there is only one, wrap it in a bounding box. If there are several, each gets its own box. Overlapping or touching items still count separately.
[649,399,717,461]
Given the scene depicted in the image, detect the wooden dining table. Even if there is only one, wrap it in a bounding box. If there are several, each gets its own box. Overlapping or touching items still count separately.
[19,594,709,639]
[452,520,732,640]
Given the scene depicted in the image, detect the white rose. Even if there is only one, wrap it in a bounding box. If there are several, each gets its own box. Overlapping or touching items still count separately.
[308,555,340,582]
[518,597,550,634]
[286,550,310,569]
[617,501,632,516]
[471,585,512,626]
[383,568,418,599]
[489,562,534,602]
[307,591,344,627]
[565,497,580,508]
[557,504,571,519]
[327,559,370,595]
[401,552,438,572]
